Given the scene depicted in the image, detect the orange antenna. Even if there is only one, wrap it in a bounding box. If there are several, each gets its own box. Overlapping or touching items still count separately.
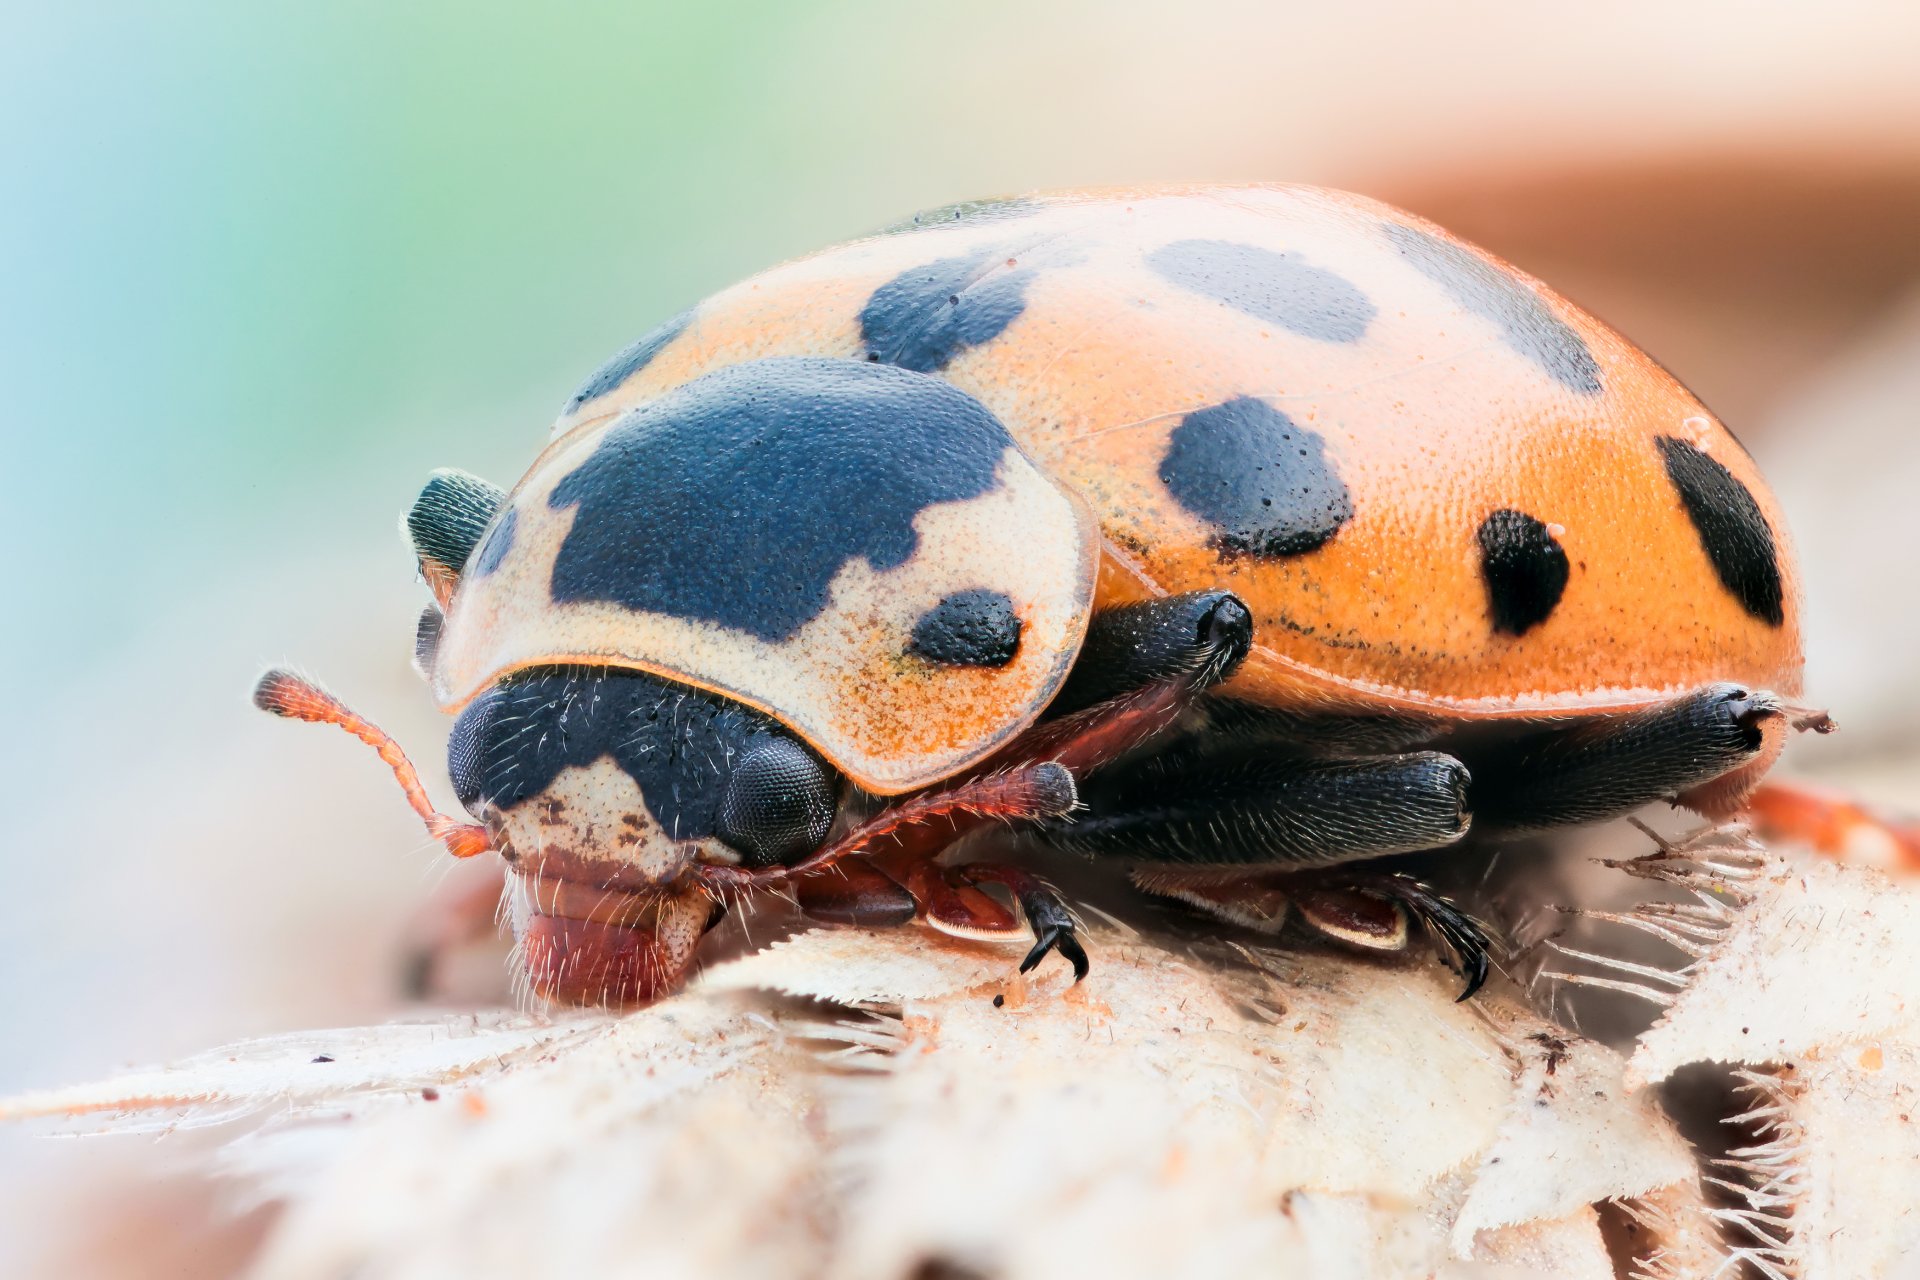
[253,669,491,860]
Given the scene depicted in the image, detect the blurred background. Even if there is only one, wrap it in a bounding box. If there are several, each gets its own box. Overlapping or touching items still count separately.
[3,2,1917,1273]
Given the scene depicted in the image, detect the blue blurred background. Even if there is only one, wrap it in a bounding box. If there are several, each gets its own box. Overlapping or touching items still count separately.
[4,3,1919,1273]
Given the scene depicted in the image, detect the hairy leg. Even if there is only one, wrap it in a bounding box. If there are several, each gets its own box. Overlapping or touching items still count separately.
[1462,683,1813,833]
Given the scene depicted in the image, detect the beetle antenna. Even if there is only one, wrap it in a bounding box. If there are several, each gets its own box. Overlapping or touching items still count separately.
[252,668,492,860]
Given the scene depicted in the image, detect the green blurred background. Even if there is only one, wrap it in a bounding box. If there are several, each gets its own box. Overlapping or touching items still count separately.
[4,3,1919,1272]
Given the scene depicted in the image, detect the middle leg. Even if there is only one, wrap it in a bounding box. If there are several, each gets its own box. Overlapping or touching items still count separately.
[1050,740,1492,995]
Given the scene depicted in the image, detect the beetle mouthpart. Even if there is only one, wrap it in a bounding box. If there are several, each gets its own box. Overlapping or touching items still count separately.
[509,874,713,1007]
[252,668,492,861]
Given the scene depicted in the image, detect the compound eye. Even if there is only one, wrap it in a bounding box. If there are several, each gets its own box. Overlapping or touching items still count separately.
[716,735,837,868]
[447,687,505,818]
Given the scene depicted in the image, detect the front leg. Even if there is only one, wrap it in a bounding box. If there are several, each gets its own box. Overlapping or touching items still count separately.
[956,863,1089,980]
[708,590,1257,981]
[793,855,1088,982]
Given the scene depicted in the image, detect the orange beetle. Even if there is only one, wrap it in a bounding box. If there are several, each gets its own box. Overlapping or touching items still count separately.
[258,184,1837,1006]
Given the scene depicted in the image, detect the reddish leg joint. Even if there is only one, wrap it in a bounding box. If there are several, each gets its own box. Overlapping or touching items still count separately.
[1747,778,1920,873]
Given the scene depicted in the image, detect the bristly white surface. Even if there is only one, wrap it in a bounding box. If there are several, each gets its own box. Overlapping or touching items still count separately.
[5,924,1713,1280]
[7,838,1919,1279]
[1548,830,1920,1279]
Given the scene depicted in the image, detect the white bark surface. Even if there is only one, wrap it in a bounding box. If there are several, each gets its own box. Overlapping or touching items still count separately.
[5,839,1916,1279]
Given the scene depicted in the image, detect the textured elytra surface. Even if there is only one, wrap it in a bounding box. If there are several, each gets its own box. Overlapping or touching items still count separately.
[543,185,1802,724]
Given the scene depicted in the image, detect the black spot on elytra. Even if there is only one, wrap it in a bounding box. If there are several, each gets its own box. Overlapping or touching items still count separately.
[448,666,836,850]
[548,358,1016,642]
[1147,239,1375,343]
[1159,397,1352,559]
[1476,509,1570,636]
[870,196,1043,237]
[407,469,506,574]
[471,508,516,577]
[1655,436,1784,626]
[565,307,694,412]
[860,247,1035,373]
[1385,223,1603,396]
[908,589,1023,668]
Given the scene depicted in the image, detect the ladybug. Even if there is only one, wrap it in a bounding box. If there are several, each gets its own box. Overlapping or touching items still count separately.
[257,184,1833,1007]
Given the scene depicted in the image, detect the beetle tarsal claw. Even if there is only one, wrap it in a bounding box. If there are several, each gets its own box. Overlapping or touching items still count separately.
[1018,923,1090,983]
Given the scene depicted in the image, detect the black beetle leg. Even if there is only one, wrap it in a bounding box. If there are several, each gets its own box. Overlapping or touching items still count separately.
[957,864,1090,982]
[1349,873,1494,1001]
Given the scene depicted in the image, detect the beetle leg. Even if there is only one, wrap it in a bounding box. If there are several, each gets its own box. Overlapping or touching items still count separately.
[1343,873,1494,1000]
[976,590,1254,780]
[1132,866,1492,1000]
[1131,867,1294,934]
[902,859,1024,940]
[695,762,1079,893]
[794,858,919,927]
[1288,884,1410,952]
[1046,590,1255,718]
[703,593,1251,902]
[872,858,1088,981]
[1054,745,1472,866]
[955,864,1090,981]
[1745,778,1920,873]
[1462,683,1825,831]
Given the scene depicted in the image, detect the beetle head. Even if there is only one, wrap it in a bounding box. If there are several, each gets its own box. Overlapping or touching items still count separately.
[448,666,843,890]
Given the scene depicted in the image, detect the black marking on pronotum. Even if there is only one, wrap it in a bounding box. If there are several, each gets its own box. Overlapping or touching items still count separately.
[1147,239,1376,343]
[1384,223,1603,396]
[548,358,1017,642]
[407,469,506,573]
[471,509,517,577]
[447,666,835,853]
[1159,397,1352,559]
[564,307,695,412]
[1655,436,1785,626]
[908,589,1023,668]
[1476,509,1570,636]
[860,246,1036,373]
[870,196,1044,237]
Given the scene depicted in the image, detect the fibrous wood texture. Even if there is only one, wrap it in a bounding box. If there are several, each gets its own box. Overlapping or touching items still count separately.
[4,836,1916,1279]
